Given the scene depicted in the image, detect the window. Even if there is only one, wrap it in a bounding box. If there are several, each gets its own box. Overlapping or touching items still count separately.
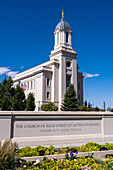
[47,92,50,99]
[31,81,33,89]
[47,78,50,86]
[66,32,68,43]
[66,61,71,68]
[33,80,35,89]
[18,81,20,86]
[78,82,80,90]
[27,82,29,89]
[66,75,71,88]
[57,32,59,44]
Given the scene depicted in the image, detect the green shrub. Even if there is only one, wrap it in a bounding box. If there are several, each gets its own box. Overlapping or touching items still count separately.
[100,109,105,111]
[48,145,55,155]
[19,145,55,157]
[20,146,39,157]
[77,105,88,111]
[94,106,100,111]
[111,108,113,112]
[105,143,113,150]
[41,102,58,111]
[19,142,113,158]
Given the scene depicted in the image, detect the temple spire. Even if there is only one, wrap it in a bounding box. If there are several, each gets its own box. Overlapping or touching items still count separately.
[62,9,64,19]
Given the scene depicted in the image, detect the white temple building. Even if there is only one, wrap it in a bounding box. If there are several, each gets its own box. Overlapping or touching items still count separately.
[13,10,84,111]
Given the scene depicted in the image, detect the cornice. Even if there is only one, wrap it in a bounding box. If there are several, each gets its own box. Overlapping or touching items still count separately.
[14,60,59,82]
[49,48,77,59]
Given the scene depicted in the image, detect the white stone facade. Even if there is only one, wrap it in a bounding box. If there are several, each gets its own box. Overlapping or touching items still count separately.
[13,11,84,111]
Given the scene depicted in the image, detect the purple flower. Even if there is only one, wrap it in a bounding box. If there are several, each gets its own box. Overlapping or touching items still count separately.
[70,151,74,156]
[75,151,78,154]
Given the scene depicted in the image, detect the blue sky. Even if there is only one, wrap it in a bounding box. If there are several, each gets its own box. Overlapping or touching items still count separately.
[0,0,113,109]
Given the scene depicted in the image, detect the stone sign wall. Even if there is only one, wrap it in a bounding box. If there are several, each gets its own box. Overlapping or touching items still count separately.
[0,111,113,147]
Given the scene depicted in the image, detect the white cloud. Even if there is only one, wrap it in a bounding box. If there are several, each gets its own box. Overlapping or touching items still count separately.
[6,71,19,78]
[20,66,24,69]
[83,72,100,79]
[0,67,10,75]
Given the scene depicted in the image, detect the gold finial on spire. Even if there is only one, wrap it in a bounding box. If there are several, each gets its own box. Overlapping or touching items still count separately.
[62,8,64,19]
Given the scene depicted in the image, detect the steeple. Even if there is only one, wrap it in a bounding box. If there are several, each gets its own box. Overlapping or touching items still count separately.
[54,10,72,49]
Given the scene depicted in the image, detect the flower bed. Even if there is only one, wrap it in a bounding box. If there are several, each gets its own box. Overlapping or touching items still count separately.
[19,142,113,157]
[17,156,113,169]
[1,140,113,169]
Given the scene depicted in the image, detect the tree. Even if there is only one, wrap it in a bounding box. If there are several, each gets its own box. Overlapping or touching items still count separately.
[41,102,58,111]
[60,83,79,111]
[84,100,87,107]
[26,92,35,111]
[94,106,100,111]
[88,102,92,108]
[107,106,111,112]
[0,76,15,110]
[12,85,26,111]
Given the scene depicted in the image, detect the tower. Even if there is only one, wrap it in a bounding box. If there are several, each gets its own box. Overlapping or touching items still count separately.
[50,10,78,108]
[13,10,83,111]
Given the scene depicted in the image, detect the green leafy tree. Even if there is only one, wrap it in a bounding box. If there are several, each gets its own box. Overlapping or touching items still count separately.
[26,92,35,111]
[60,83,79,111]
[41,102,58,111]
[12,85,26,111]
[0,76,15,110]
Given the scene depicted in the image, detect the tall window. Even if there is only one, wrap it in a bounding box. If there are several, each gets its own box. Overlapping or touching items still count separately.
[47,92,50,99]
[31,81,33,89]
[66,32,68,43]
[47,78,50,86]
[57,32,59,44]
[66,75,71,88]
[78,82,80,90]
[27,82,29,89]
[33,80,35,89]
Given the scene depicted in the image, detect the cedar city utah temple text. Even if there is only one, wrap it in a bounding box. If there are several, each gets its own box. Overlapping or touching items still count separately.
[13,10,84,111]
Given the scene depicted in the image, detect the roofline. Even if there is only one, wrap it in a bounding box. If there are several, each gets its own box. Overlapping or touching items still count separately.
[13,59,59,82]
